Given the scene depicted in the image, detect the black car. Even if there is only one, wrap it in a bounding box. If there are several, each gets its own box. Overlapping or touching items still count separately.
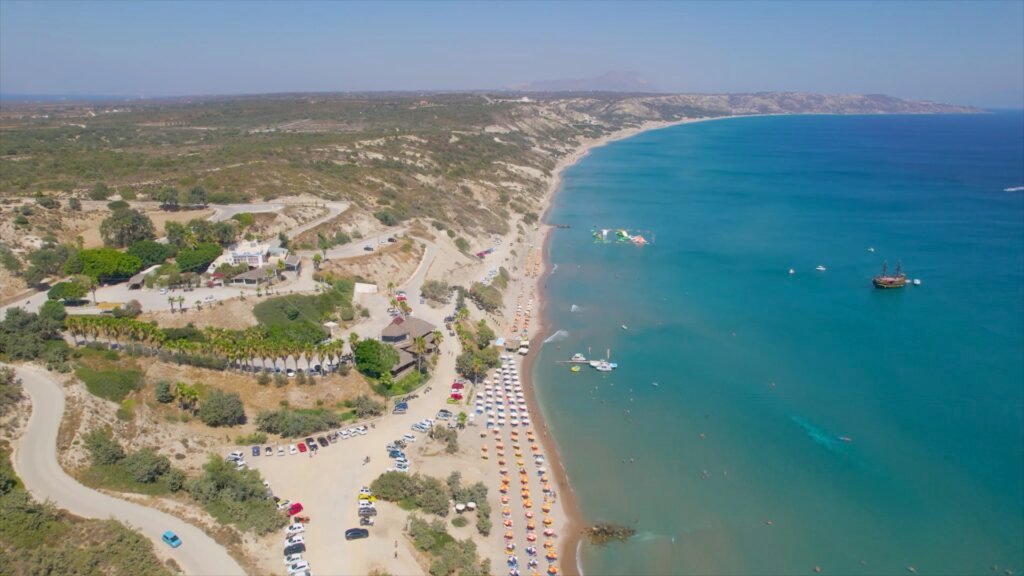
[316,436,329,448]
[283,543,306,555]
[304,437,316,449]
[345,528,370,540]
[363,246,373,252]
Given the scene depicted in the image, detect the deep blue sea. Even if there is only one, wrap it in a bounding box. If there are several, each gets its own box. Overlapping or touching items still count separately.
[533,113,1024,576]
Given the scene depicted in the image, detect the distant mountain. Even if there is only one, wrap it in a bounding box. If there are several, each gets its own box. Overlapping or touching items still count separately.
[510,71,660,93]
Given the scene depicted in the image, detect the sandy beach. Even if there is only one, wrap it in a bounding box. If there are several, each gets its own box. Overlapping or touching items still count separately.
[240,117,704,576]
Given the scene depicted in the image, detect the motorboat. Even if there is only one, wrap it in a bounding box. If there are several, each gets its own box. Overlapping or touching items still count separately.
[816,265,827,272]
[788,268,795,275]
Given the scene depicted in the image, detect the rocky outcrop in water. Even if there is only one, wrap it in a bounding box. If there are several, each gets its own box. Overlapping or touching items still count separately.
[585,524,636,546]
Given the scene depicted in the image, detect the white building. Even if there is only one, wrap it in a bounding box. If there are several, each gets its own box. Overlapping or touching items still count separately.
[228,241,270,267]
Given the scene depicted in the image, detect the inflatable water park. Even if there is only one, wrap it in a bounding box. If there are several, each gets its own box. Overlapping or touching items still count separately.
[591,228,653,246]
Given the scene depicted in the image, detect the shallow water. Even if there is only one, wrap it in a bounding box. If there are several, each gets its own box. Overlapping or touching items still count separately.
[533,113,1024,575]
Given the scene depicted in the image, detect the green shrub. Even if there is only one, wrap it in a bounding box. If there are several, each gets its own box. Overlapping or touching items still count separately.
[354,339,399,379]
[75,367,142,402]
[451,516,468,528]
[83,428,125,466]
[154,380,175,403]
[122,449,170,483]
[255,408,341,437]
[235,432,268,445]
[197,390,246,427]
[188,455,285,534]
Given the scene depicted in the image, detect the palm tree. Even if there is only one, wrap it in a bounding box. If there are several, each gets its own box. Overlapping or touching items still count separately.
[175,382,199,414]
[412,336,428,373]
[167,295,175,313]
[348,332,360,355]
[387,281,395,297]
[312,253,322,271]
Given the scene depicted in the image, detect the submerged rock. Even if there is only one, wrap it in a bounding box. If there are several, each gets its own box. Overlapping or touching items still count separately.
[585,524,636,546]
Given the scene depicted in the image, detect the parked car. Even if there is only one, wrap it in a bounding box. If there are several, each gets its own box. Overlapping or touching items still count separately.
[285,534,305,546]
[161,530,182,548]
[355,426,368,435]
[402,433,417,443]
[316,436,329,448]
[284,553,303,565]
[297,442,307,453]
[276,499,292,510]
[288,503,304,516]
[345,528,370,540]
[287,560,310,574]
[288,444,298,455]
[277,445,285,456]
[359,516,375,526]
[304,437,316,449]
[358,500,375,509]
[264,446,273,456]
[285,523,305,536]
[226,451,244,462]
[251,446,260,457]
[283,543,306,556]
[358,507,378,517]
[286,369,296,378]
[363,246,373,252]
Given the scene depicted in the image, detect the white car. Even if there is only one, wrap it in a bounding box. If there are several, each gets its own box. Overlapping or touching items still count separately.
[234,460,247,470]
[285,535,305,546]
[226,451,244,461]
[288,444,298,455]
[287,560,310,574]
[277,446,285,456]
[355,426,368,435]
[276,499,292,511]
[358,500,375,509]
[402,433,417,443]
[284,553,304,565]
[285,523,305,536]
[340,430,351,439]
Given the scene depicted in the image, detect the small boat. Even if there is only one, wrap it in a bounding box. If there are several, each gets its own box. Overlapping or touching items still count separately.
[816,265,827,272]
[868,247,875,252]
[570,365,581,373]
[788,268,795,275]
[570,353,587,362]
[873,261,907,289]
[839,436,853,443]
[621,325,628,330]
[912,278,921,286]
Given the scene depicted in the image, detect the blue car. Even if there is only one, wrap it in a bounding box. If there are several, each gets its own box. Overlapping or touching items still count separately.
[162,530,182,548]
[251,445,260,457]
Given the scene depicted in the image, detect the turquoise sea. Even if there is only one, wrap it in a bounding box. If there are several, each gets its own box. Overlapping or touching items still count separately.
[533,113,1024,576]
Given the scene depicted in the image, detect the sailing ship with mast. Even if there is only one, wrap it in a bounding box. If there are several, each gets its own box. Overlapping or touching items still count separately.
[589,348,618,372]
[872,260,907,289]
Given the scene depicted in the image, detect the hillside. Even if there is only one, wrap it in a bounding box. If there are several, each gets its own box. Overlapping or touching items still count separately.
[0,92,977,244]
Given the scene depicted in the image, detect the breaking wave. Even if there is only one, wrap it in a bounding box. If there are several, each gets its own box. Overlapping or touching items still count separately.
[543,329,569,344]
[1004,186,1024,192]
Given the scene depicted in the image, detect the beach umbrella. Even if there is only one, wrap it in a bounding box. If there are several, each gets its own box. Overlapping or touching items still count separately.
[517,459,526,467]
[546,552,557,561]
[500,485,509,494]
[502,507,512,516]
[543,517,553,526]
[544,528,555,537]
[525,511,534,519]
[541,503,551,513]
[526,532,537,542]
[547,566,559,575]
[524,500,533,508]
[456,503,467,513]
[527,521,536,530]
[541,476,549,483]
[498,459,507,466]
[505,530,514,540]
[502,475,511,484]
[504,519,513,527]
[544,540,555,550]
[501,496,510,504]
[467,502,477,511]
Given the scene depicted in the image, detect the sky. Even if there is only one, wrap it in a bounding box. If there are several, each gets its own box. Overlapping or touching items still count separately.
[1,1,1022,108]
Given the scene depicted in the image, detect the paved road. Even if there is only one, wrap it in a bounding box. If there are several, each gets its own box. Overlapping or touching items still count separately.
[9,364,246,576]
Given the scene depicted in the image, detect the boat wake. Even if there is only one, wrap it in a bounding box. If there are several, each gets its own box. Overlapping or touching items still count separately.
[570,304,582,312]
[543,329,569,344]
[789,415,848,456]
[1004,186,1024,192]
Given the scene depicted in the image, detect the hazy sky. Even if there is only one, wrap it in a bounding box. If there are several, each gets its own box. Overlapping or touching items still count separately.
[1,1,1022,107]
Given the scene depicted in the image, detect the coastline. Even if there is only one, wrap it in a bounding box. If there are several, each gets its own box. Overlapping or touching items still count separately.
[519,116,720,576]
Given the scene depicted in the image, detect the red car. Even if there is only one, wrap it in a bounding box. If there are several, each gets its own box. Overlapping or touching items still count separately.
[297,442,307,453]
[288,503,304,516]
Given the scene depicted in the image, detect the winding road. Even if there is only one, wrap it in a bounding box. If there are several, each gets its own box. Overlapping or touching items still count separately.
[9,364,246,576]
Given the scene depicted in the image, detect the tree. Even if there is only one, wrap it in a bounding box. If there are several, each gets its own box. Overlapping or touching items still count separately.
[47,280,88,303]
[317,233,329,256]
[155,380,175,403]
[354,339,399,379]
[198,390,246,427]
[370,471,421,501]
[412,336,429,373]
[88,182,112,200]
[186,186,208,206]
[155,187,180,210]
[68,197,82,211]
[100,208,155,248]
[127,240,173,268]
[38,300,66,323]
[83,428,125,465]
[175,242,222,273]
[312,253,322,271]
[175,382,199,413]
[70,248,142,283]
[474,320,495,349]
[123,449,171,483]
[164,221,189,249]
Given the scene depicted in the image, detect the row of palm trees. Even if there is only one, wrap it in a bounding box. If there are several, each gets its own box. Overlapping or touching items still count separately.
[63,315,445,375]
